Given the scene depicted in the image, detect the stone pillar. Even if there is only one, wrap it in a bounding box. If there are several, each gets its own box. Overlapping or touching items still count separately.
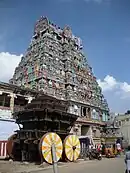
[10,93,15,115]
[0,90,3,95]
[88,107,91,119]
[88,126,93,138]
[70,124,81,136]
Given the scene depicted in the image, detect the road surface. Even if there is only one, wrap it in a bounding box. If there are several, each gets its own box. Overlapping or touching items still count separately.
[0,157,126,173]
[39,158,125,173]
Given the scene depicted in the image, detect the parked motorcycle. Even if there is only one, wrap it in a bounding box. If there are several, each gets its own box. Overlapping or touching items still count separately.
[88,149,102,160]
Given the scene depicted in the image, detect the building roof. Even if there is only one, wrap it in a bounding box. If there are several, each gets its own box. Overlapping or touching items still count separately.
[114,114,130,121]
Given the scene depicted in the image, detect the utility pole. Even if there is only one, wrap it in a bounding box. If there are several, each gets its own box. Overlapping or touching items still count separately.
[51,143,59,173]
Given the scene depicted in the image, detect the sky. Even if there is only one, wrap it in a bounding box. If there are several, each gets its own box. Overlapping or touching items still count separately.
[0,0,130,113]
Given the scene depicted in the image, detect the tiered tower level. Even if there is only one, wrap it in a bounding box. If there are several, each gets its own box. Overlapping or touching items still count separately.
[10,16,109,120]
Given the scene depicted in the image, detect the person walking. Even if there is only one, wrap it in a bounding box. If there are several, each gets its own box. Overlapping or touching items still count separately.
[116,142,121,155]
[125,146,130,173]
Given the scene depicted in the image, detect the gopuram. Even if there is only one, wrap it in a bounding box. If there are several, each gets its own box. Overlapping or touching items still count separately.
[10,16,110,145]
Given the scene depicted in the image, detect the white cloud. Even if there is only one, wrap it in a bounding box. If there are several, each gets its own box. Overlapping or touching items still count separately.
[97,75,130,98]
[97,75,130,93]
[97,75,117,91]
[97,75,130,112]
[0,52,22,82]
[121,82,130,92]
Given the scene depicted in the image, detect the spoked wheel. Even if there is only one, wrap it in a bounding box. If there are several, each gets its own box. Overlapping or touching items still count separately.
[64,135,80,162]
[39,132,63,164]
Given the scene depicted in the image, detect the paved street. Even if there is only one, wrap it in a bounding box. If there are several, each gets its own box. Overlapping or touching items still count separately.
[0,157,126,173]
[39,158,125,173]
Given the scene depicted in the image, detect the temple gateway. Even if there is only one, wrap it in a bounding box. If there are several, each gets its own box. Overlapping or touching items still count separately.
[7,16,110,145]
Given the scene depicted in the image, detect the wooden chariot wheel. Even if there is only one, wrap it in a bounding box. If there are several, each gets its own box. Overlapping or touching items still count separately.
[64,135,80,162]
[39,132,63,164]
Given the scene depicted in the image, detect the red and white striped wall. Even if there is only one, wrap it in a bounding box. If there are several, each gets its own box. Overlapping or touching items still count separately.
[0,141,7,159]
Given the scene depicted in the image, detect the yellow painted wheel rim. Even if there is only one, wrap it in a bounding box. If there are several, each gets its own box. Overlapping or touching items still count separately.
[64,135,80,161]
[40,132,63,164]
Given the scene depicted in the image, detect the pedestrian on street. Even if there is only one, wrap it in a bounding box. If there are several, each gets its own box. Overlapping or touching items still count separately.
[117,143,121,155]
[125,146,130,173]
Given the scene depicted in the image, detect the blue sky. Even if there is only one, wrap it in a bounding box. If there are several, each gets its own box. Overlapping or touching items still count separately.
[0,0,130,113]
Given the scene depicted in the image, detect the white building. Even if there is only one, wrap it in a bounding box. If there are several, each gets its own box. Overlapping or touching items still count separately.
[114,114,130,146]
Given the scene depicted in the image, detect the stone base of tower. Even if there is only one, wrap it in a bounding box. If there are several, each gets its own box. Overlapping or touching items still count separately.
[70,119,105,145]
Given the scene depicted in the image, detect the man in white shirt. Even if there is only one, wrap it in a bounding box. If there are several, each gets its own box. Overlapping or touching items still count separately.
[116,143,121,155]
[125,146,130,173]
